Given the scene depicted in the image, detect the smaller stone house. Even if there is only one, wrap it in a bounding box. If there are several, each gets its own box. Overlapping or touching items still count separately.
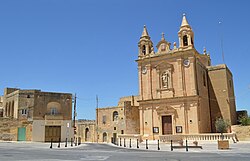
[96,96,140,143]
[77,119,96,142]
[1,87,73,142]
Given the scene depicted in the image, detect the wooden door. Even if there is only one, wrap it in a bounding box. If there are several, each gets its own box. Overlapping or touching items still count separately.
[45,126,61,142]
[162,115,172,135]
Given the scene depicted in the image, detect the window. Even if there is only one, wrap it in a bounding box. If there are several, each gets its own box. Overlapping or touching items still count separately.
[121,130,124,134]
[21,109,27,115]
[114,127,116,130]
[176,126,183,133]
[113,111,118,121]
[183,35,188,46]
[229,80,232,88]
[50,108,57,115]
[203,71,206,87]
[142,45,146,55]
[102,115,106,124]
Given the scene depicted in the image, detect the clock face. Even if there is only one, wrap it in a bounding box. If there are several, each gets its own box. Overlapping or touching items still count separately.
[183,59,190,67]
[142,66,147,74]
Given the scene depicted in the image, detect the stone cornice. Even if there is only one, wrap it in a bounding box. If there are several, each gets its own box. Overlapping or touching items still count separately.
[138,95,199,105]
[136,48,201,63]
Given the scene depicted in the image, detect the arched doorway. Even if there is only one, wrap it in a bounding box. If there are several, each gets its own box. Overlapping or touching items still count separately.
[103,132,107,142]
[85,128,90,142]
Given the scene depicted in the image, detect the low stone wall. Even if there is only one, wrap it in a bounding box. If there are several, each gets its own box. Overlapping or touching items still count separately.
[232,125,250,141]
[0,117,32,141]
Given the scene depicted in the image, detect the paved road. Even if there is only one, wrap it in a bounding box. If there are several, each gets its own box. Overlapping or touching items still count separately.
[0,142,250,161]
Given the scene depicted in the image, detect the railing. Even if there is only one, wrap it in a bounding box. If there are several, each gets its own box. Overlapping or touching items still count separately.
[159,133,237,142]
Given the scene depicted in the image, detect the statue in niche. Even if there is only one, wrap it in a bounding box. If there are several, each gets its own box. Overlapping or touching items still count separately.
[161,44,166,51]
[162,71,170,88]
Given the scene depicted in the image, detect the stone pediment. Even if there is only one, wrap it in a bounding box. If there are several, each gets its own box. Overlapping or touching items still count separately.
[154,61,173,71]
[156,106,176,115]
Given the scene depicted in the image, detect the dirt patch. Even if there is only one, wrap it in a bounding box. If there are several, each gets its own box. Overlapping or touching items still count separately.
[232,125,250,141]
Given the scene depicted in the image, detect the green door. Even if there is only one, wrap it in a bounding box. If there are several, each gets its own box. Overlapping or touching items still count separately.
[18,127,26,141]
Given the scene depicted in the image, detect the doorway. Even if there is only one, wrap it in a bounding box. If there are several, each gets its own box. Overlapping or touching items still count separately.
[17,127,26,141]
[113,133,117,144]
[103,132,107,142]
[85,128,90,142]
[45,126,61,142]
[162,115,172,135]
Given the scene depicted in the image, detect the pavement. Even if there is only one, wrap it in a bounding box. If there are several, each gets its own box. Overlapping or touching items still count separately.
[0,141,250,161]
[109,139,250,153]
[1,139,250,154]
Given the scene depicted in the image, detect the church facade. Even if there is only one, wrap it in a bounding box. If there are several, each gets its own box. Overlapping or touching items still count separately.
[137,15,236,140]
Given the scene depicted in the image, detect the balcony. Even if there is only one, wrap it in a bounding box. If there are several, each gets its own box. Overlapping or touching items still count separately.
[45,113,63,120]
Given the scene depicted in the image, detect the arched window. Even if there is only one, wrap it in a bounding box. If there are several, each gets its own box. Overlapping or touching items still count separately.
[142,45,146,55]
[183,35,188,46]
[113,111,118,121]
[5,103,8,117]
[47,102,61,115]
[11,101,14,117]
[8,102,11,117]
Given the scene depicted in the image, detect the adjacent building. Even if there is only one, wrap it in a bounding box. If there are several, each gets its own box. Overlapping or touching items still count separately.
[96,96,140,143]
[1,87,73,142]
[77,119,96,143]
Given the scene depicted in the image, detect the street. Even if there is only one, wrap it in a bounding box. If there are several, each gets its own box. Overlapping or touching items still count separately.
[0,142,250,161]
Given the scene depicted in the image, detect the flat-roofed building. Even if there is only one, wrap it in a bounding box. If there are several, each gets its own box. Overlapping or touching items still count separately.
[1,87,73,142]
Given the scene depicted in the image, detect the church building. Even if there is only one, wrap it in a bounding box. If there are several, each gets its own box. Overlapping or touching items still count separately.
[137,14,236,140]
[95,14,237,143]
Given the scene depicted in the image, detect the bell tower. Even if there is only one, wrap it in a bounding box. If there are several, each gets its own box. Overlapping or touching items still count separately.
[178,14,194,49]
[138,25,154,58]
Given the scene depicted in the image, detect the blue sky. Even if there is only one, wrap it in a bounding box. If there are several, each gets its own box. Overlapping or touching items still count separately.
[0,0,249,119]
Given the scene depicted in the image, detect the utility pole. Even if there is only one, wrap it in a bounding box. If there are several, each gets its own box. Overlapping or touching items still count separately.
[73,93,77,142]
[96,95,99,143]
[219,21,225,64]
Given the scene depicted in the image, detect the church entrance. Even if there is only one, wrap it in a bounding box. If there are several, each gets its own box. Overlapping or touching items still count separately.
[162,115,172,135]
